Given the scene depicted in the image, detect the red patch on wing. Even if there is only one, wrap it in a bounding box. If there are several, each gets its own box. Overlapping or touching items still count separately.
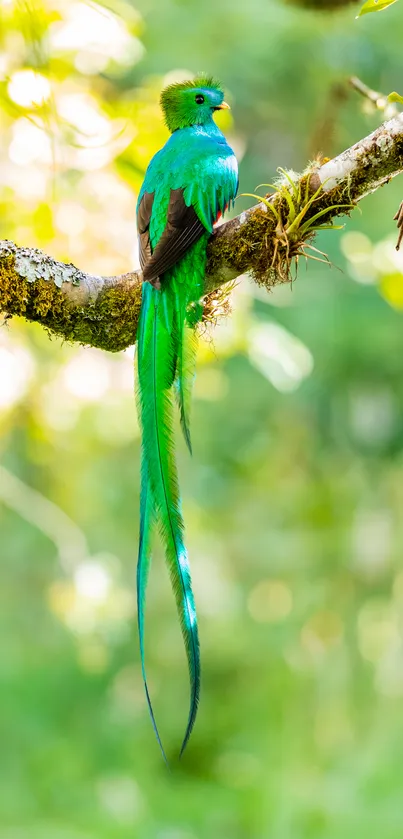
[213,204,229,228]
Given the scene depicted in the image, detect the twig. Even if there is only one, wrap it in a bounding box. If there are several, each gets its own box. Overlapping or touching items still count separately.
[349,76,398,117]
[394,201,403,250]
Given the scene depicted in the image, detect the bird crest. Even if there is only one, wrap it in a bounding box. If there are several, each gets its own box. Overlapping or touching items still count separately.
[160,75,225,132]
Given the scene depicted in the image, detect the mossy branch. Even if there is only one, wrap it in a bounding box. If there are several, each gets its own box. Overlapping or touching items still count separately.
[1,111,403,352]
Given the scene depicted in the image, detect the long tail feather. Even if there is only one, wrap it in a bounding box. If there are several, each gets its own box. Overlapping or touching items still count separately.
[174,285,203,456]
[137,454,168,764]
[136,302,167,761]
[137,281,200,755]
[175,321,198,455]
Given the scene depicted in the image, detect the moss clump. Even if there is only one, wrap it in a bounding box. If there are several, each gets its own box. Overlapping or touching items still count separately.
[79,280,141,351]
[208,168,355,292]
[202,281,236,326]
[207,206,279,288]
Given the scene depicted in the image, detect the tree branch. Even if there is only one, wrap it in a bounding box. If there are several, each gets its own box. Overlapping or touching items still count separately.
[1,111,403,352]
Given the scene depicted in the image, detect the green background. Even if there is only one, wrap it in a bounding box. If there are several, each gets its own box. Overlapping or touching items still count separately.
[1,0,403,836]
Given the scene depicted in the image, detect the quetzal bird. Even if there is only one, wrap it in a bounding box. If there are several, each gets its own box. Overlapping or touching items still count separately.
[136,75,238,758]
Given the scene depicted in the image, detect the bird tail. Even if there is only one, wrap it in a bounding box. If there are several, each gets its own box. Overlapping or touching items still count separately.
[174,280,204,456]
[136,453,168,764]
[175,316,198,455]
[137,280,200,756]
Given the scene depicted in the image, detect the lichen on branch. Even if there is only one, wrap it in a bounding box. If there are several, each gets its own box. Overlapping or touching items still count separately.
[0,241,142,352]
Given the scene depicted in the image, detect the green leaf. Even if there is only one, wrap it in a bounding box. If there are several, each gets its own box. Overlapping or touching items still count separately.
[357,0,399,17]
[388,91,403,104]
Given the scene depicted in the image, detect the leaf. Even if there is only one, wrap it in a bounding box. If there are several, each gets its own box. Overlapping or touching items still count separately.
[388,91,403,104]
[239,193,281,222]
[357,0,399,17]
[380,272,403,310]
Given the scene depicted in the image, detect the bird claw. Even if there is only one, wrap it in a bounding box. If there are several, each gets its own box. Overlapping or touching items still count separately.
[393,201,403,251]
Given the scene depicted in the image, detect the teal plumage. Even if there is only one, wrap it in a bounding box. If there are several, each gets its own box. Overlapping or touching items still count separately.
[136,75,238,757]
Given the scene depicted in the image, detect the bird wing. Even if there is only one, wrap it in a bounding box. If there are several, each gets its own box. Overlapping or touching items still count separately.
[183,151,239,233]
[137,146,239,283]
[137,189,206,285]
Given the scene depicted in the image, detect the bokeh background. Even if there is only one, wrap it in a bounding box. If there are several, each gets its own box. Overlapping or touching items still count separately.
[2,0,403,836]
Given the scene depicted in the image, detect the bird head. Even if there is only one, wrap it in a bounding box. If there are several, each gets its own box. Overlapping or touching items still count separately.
[160,75,230,133]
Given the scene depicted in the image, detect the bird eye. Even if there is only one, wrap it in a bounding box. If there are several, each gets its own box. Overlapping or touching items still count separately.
[195,94,205,105]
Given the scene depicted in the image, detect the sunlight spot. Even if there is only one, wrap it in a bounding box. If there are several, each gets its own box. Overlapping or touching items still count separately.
[0,53,9,79]
[124,346,136,361]
[341,231,376,284]
[73,145,117,171]
[373,236,403,274]
[9,119,52,166]
[380,271,403,310]
[50,2,138,64]
[56,202,87,237]
[115,355,136,393]
[0,344,34,409]
[248,322,313,392]
[1,161,47,200]
[341,231,373,261]
[94,398,140,445]
[40,381,80,431]
[62,350,110,401]
[57,93,111,145]
[74,50,108,75]
[74,561,111,602]
[8,70,51,108]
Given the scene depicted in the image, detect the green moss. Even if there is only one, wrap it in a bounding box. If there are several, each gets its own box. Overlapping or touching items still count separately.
[79,280,141,351]
[207,206,280,289]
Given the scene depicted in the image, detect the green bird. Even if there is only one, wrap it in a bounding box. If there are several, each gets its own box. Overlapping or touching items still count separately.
[136,75,238,759]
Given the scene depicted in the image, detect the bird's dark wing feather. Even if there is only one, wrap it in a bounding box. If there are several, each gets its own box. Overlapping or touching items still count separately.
[137,188,206,285]
[137,191,154,272]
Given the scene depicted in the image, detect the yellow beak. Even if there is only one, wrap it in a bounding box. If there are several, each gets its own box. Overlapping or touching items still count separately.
[218,101,230,110]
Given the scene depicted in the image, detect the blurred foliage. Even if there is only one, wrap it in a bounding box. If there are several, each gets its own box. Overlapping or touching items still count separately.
[285,0,358,10]
[358,0,399,16]
[284,0,399,15]
[2,0,403,837]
